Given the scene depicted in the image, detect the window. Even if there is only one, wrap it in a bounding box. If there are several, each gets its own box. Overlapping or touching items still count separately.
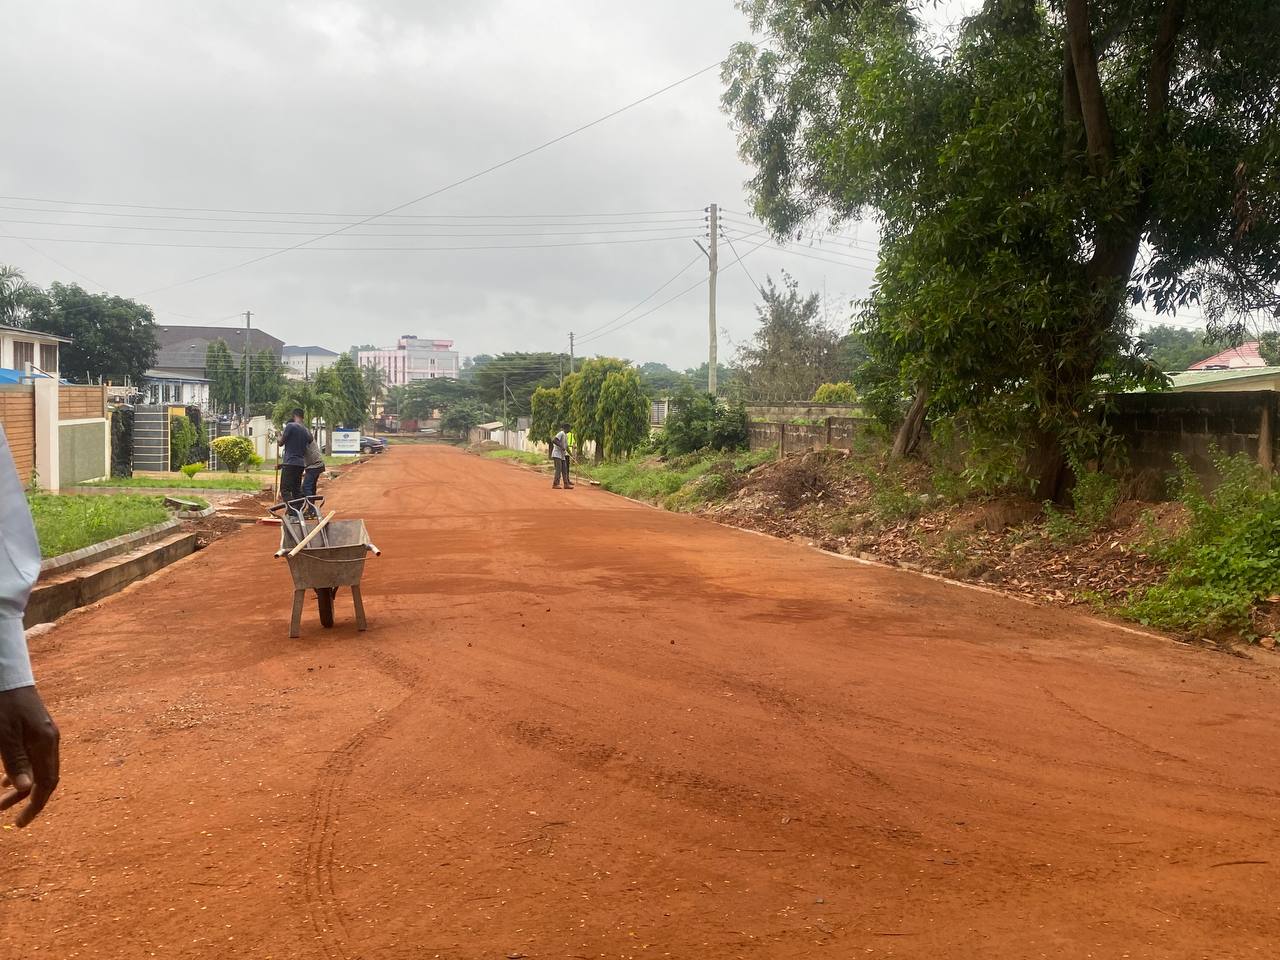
[39,343,58,373]
[11,340,34,369]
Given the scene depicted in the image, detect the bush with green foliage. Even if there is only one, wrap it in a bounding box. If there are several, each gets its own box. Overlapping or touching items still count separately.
[656,388,749,456]
[169,415,199,470]
[812,382,858,404]
[210,435,255,473]
[179,461,206,479]
[1127,453,1280,636]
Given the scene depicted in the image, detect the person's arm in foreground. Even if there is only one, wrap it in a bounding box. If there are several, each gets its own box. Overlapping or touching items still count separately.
[0,426,60,827]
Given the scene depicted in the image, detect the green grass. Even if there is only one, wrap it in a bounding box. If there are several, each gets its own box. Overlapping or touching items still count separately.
[27,494,172,558]
[485,449,549,467]
[82,474,262,491]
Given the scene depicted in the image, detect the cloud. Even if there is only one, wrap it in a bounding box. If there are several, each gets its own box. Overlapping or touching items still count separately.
[0,0,877,368]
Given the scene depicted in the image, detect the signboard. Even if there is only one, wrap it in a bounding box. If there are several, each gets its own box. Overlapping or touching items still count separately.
[332,429,360,455]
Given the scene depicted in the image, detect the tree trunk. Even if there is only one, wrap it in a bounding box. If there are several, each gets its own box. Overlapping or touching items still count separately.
[891,384,929,459]
[1032,430,1067,503]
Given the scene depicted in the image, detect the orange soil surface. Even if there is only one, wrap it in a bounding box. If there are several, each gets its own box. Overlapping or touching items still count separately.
[3,445,1278,959]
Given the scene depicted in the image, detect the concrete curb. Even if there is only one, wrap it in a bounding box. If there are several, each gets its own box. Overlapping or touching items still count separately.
[39,519,182,577]
[175,505,217,520]
[26,531,199,628]
[67,483,264,497]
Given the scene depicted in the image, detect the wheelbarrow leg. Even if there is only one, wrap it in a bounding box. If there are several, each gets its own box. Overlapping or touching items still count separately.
[290,589,306,638]
[352,584,368,631]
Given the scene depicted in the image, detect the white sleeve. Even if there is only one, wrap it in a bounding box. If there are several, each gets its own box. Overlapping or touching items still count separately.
[0,426,39,691]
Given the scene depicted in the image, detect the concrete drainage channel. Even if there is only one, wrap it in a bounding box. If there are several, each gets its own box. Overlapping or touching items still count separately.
[25,520,200,628]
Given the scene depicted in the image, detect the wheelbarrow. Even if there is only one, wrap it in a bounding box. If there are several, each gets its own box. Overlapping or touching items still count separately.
[270,497,381,638]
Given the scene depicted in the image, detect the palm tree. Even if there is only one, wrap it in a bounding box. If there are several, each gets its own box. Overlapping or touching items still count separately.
[0,265,33,326]
[273,382,339,433]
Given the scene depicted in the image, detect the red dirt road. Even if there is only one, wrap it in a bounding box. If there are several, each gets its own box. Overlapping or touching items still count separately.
[4,445,1279,959]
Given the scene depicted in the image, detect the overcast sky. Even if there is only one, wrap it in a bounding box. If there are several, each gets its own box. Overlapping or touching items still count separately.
[0,0,900,369]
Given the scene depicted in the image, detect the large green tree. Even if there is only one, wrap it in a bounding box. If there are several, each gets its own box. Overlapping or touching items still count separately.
[570,357,629,463]
[244,348,288,412]
[734,271,845,401]
[205,339,240,411]
[530,380,574,446]
[725,0,1280,489]
[1140,324,1216,371]
[16,281,158,382]
[316,353,371,428]
[600,368,652,460]
[471,352,569,416]
[397,377,477,421]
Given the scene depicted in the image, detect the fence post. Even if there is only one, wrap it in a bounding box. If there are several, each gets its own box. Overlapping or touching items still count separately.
[779,423,787,460]
[1260,398,1274,476]
[33,375,60,491]
[825,416,833,448]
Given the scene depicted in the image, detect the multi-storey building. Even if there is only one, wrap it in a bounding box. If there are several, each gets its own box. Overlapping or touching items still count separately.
[359,336,458,387]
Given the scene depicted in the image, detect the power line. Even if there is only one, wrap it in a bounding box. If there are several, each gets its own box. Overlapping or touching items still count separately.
[0,217,705,239]
[722,232,763,297]
[0,207,706,229]
[0,233,699,253]
[139,60,723,296]
[576,252,705,340]
[577,234,772,346]
[0,196,705,220]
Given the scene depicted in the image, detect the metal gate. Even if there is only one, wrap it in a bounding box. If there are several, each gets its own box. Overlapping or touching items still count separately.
[131,405,170,472]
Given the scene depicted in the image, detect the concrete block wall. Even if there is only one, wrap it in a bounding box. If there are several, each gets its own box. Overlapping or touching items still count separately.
[1106,391,1277,487]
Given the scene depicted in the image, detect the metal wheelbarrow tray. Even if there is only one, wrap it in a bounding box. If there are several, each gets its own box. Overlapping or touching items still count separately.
[278,515,380,638]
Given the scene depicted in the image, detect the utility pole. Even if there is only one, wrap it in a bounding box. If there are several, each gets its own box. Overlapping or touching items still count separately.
[502,374,508,447]
[243,310,252,422]
[569,332,575,374]
[707,203,719,396]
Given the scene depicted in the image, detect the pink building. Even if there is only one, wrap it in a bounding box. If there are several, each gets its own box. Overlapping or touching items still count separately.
[359,336,459,387]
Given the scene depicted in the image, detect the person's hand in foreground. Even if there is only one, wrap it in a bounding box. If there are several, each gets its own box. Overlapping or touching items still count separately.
[0,685,59,827]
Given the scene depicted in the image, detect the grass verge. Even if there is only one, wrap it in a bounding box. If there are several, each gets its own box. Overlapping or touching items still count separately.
[83,474,262,491]
[27,494,172,558]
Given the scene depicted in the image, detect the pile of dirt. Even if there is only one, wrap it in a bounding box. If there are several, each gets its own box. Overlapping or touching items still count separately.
[702,449,1182,617]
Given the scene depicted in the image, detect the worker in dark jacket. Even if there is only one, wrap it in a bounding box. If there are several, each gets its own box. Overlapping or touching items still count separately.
[277,408,310,505]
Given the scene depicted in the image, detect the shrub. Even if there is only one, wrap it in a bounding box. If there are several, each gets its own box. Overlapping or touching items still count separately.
[180,461,206,480]
[1126,452,1280,636]
[812,382,858,404]
[1043,456,1120,542]
[210,435,255,473]
[169,415,199,470]
[657,388,749,455]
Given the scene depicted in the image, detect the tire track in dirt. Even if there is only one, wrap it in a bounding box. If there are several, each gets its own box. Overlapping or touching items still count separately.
[301,644,425,960]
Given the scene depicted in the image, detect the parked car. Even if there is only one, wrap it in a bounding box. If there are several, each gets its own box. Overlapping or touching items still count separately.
[360,435,387,454]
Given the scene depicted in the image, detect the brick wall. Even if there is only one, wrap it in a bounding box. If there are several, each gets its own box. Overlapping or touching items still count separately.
[0,385,35,481]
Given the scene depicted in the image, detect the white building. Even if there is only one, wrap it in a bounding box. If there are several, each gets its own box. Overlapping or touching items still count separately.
[282,344,341,380]
[359,336,459,387]
[142,369,210,408]
[1,324,65,380]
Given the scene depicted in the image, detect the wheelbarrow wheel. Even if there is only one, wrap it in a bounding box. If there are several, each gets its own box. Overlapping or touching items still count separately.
[316,587,336,628]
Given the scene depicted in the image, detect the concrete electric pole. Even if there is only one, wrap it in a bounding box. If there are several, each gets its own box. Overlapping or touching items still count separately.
[569,331,575,374]
[707,203,718,396]
[243,310,253,420]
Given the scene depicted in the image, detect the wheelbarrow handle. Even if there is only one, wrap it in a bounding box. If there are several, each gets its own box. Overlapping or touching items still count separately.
[268,495,325,515]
